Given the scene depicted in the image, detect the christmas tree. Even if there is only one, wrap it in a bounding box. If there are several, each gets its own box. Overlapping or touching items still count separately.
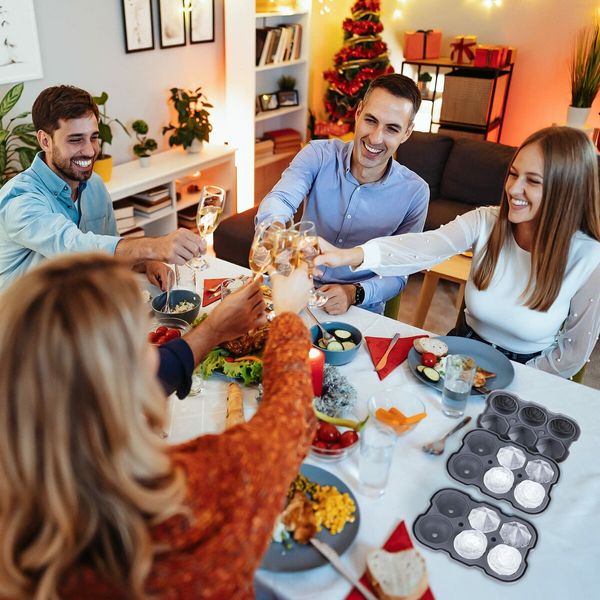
[323,0,393,126]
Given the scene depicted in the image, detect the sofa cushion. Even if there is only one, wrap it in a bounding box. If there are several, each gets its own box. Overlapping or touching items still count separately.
[425,197,474,231]
[441,138,516,206]
[395,132,454,198]
[213,205,258,267]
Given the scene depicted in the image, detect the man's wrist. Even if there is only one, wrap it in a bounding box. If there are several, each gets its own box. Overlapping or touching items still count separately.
[352,282,365,306]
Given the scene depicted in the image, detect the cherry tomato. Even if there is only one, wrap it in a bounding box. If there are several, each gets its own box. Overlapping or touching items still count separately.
[421,352,437,367]
[313,441,328,454]
[340,430,359,447]
[170,328,181,338]
[163,329,179,342]
[317,421,340,444]
[148,332,160,344]
[155,336,167,345]
[156,326,167,335]
[329,443,342,450]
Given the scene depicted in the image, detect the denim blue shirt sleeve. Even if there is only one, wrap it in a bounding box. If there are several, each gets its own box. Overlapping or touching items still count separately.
[157,338,195,399]
[256,139,429,313]
[0,153,120,288]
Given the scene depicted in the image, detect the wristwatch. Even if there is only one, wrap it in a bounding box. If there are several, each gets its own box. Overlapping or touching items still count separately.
[353,283,365,306]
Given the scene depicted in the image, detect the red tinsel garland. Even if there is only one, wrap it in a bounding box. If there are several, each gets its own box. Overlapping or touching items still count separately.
[351,0,381,13]
[334,40,387,65]
[342,18,383,36]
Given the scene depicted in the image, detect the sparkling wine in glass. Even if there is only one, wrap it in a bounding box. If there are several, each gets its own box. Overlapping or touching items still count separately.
[189,185,225,274]
[249,223,273,279]
[270,227,299,277]
[294,220,328,308]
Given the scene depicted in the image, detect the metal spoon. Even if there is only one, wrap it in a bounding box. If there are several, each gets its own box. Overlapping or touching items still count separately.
[162,268,175,313]
[421,416,472,456]
[304,306,335,343]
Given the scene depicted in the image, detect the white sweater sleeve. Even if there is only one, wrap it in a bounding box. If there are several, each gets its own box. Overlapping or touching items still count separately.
[358,207,488,276]
[527,262,600,379]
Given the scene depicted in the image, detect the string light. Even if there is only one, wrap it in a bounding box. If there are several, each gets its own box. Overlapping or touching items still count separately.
[482,0,503,7]
[317,0,335,17]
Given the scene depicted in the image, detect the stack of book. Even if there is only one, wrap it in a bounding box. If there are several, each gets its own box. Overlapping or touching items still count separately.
[113,199,135,233]
[177,204,198,231]
[255,138,275,162]
[121,227,145,239]
[263,128,302,155]
[256,24,302,67]
[129,185,172,216]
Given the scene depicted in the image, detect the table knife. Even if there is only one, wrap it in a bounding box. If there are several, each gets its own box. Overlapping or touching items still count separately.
[309,538,378,600]
[374,332,403,371]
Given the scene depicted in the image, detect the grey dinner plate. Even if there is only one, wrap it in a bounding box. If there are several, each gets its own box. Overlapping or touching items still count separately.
[407,336,515,396]
[260,464,360,572]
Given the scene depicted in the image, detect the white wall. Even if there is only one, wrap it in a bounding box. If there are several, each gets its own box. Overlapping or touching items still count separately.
[310,0,600,146]
[0,0,226,165]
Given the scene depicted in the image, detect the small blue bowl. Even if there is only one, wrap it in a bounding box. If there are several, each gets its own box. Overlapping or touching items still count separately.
[310,321,363,366]
[152,289,201,324]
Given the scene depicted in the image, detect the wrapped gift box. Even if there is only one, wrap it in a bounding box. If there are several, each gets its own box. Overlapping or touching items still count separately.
[404,29,442,60]
[450,35,478,65]
[474,45,504,69]
[504,46,517,65]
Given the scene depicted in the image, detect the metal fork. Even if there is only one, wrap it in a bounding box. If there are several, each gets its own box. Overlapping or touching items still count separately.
[421,416,472,456]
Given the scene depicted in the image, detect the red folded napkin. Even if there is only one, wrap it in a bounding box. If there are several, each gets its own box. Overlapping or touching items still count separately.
[346,520,435,600]
[365,335,428,380]
[201,278,226,307]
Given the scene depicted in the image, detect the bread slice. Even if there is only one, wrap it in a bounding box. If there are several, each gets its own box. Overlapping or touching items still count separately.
[412,337,428,354]
[419,338,448,358]
[366,548,428,600]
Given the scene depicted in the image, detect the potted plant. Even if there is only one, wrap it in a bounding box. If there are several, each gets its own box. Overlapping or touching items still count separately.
[0,82,39,185]
[131,119,157,167]
[162,86,213,153]
[91,91,129,181]
[276,75,299,107]
[568,23,600,127]
[417,72,433,98]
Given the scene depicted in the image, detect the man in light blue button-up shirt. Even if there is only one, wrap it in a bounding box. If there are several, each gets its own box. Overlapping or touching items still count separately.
[0,85,204,289]
[257,74,429,314]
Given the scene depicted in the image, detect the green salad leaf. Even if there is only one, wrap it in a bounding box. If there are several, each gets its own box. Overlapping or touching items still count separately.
[197,347,262,385]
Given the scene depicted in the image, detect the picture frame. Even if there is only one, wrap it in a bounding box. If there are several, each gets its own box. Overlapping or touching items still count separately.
[158,0,186,49]
[121,0,155,53]
[258,92,279,112]
[0,0,43,85]
[276,90,299,107]
[189,0,215,44]
[255,96,262,115]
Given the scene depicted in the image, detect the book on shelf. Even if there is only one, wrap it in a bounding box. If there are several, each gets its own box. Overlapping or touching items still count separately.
[256,24,302,66]
[131,185,171,203]
[130,197,172,214]
[263,128,301,142]
[121,226,145,239]
[116,216,136,233]
[256,28,269,66]
[255,138,275,159]
[177,204,198,228]
[112,198,134,219]
[274,142,301,155]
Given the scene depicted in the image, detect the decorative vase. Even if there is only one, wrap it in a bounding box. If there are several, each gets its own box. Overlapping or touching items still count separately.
[139,156,151,168]
[566,106,591,129]
[186,139,203,154]
[93,155,113,182]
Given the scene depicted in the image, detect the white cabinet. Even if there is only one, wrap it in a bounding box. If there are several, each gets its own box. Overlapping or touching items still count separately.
[224,1,311,212]
[105,144,237,236]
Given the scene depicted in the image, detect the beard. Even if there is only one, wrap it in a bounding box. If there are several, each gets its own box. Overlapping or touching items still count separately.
[48,148,97,184]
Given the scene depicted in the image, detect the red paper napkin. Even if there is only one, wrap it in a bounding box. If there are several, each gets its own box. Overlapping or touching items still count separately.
[365,335,428,380]
[346,520,435,600]
[201,278,226,307]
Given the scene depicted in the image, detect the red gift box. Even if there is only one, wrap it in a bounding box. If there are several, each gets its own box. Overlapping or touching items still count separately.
[450,35,477,65]
[404,29,442,60]
[504,46,517,66]
[474,45,504,68]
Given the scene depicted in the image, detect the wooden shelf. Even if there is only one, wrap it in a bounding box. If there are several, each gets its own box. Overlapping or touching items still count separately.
[256,10,308,18]
[256,58,306,72]
[256,104,305,123]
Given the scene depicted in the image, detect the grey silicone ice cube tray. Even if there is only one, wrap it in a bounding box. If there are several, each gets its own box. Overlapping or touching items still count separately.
[447,429,560,514]
[477,390,580,463]
[413,488,538,582]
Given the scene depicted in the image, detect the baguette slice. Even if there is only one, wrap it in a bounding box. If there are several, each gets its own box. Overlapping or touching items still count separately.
[419,338,448,358]
[225,382,244,429]
[366,548,428,600]
[412,337,429,354]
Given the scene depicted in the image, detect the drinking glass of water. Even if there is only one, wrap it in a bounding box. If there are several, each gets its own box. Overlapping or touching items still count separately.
[358,417,396,497]
[442,355,476,418]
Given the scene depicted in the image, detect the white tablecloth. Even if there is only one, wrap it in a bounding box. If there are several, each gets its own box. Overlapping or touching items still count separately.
[159,257,600,600]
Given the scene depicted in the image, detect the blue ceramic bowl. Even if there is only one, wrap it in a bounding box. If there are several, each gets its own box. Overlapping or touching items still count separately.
[310,321,363,366]
[152,289,201,324]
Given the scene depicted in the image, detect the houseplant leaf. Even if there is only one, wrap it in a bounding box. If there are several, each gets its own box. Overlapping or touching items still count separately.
[0,83,23,119]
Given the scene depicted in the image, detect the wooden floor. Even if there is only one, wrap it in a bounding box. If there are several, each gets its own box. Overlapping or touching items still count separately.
[397,273,600,391]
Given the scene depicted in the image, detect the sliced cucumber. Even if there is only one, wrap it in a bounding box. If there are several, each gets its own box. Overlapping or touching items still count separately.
[422,367,441,383]
[318,338,327,349]
[416,365,426,374]
[333,329,352,340]
[326,340,344,352]
[342,341,356,350]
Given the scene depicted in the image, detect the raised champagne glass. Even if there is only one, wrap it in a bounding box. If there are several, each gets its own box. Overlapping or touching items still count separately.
[249,222,273,279]
[293,220,328,308]
[270,227,300,277]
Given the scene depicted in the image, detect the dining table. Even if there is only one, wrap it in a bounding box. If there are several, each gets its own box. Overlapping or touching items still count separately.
[157,256,600,600]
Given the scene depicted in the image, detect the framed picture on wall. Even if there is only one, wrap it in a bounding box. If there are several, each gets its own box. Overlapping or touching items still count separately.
[189,0,214,44]
[158,0,186,48]
[121,0,154,53]
[0,0,43,85]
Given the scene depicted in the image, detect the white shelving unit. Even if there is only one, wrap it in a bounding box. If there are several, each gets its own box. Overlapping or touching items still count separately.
[224,1,311,211]
[105,144,237,237]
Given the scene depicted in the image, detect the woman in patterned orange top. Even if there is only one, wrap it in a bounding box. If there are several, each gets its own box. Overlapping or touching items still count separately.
[0,253,314,599]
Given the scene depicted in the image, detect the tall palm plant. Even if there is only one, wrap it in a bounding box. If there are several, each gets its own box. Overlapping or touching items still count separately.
[570,24,600,108]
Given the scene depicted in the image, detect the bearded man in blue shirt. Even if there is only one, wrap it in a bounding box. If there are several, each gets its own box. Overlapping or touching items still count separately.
[0,85,204,289]
[256,74,429,315]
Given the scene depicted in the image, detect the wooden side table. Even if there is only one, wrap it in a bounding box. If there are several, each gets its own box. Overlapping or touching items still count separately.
[413,253,472,328]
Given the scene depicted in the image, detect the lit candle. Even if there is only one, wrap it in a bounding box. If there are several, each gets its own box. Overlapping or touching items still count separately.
[308,347,325,397]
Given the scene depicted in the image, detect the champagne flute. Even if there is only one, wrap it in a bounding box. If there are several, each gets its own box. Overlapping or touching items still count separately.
[293,220,328,308]
[188,185,225,283]
[249,223,273,280]
[270,227,300,277]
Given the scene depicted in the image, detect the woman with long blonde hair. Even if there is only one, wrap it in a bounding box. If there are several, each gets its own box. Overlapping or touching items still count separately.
[317,126,600,378]
[0,253,314,599]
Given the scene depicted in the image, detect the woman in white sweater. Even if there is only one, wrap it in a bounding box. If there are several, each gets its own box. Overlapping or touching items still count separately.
[316,126,600,379]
